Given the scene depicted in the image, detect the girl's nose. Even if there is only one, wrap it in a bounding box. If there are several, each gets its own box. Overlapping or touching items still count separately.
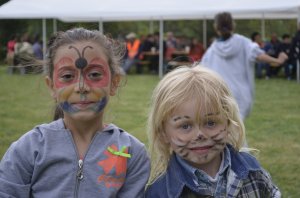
[75,74,90,94]
[195,127,208,140]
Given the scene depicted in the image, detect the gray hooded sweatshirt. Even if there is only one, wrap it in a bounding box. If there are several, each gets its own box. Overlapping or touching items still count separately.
[0,119,150,197]
[201,34,264,119]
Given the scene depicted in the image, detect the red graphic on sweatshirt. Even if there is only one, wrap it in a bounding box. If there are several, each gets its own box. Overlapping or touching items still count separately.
[97,144,128,188]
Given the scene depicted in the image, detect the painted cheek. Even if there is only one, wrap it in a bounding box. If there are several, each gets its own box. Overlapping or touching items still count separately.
[53,72,74,89]
[89,88,104,101]
[210,128,228,144]
[171,136,188,147]
[85,59,111,88]
[55,87,78,114]
[56,86,75,102]
[60,101,77,114]
[90,97,108,113]
[85,74,110,88]
[53,57,77,89]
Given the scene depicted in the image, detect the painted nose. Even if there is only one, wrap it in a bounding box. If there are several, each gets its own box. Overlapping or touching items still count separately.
[195,127,208,140]
[75,73,90,94]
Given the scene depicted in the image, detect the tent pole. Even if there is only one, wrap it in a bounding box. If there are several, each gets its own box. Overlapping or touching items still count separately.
[99,20,103,34]
[42,18,47,73]
[149,19,154,34]
[297,60,300,83]
[159,19,164,78]
[203,17,207,49]
[261,13,266,41]
[53,19,57,33]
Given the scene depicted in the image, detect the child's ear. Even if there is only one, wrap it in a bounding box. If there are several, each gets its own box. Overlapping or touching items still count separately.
[45,76,56,100]
[110,74,121,96]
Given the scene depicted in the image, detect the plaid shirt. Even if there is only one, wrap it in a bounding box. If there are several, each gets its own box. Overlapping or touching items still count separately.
[146,145,281,198]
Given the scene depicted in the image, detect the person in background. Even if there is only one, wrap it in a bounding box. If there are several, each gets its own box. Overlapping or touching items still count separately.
[121,32,141,74]
[201,12,287,121]
[146,66,280,197]
[289,21,300,78]
[32,33,43,60]
[277,34,296,80]
[13,34,22,66]
[138,34,157,74]
[153,31,167,73]
[6,34,16,66]
[263,33,282,78]
[188,37,205,62]
[251,31,270,79]
[0,28,150,197]
[165,32,177,62]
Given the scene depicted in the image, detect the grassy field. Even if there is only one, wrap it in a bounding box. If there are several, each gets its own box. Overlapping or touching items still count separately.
[0,66,299,197]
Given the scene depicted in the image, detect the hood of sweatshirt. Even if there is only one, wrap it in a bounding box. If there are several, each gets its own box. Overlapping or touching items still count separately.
[211,34,243,59]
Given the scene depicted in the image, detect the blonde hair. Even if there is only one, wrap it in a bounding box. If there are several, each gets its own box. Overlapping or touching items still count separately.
[147,65,245,184]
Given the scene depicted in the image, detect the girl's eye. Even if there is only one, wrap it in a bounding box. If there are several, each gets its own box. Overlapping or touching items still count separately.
[88,71,103,81]
[60,73,75,82]
[181,123,192,130]
[205,120,217,128]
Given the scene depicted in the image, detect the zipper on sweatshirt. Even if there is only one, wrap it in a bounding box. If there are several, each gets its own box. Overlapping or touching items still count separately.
[68,128,103,198]
[74,159,84,198]
[77,159,84,180]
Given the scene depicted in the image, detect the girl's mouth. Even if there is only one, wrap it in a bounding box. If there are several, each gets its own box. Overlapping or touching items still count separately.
[71,101,95,109]
[189,145,214,154]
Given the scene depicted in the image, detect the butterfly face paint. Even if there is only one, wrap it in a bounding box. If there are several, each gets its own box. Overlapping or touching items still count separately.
[52,41,112,117]
[164,99,228,170]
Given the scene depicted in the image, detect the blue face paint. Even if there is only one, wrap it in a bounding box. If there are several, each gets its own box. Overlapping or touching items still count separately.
[92,97,108,113]
[59,96,108,115]
[60,101,78,114]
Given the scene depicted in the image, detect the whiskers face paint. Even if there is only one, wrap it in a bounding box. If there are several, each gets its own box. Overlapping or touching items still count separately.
[163,99,229,170]
[171,137,187,147]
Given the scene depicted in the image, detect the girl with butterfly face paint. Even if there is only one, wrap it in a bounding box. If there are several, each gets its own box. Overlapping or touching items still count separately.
[0,28,150,198]
[146,66,280,197]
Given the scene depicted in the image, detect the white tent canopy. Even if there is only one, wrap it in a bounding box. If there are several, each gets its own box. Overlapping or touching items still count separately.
[0,0,300,21]
[1,0,300,78]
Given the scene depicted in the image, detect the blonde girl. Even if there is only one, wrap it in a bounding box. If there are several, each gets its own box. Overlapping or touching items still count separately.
[146,66,280,197]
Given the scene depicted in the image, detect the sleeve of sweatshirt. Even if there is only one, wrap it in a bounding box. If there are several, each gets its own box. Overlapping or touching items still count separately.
[247,41,265,62]
[0,130,40,197]
[117,141,150,198]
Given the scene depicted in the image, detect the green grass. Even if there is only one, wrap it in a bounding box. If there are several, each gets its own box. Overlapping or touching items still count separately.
[0,65,300,197]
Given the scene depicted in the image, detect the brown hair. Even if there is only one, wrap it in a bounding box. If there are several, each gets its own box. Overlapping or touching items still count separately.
[214,12,234,40]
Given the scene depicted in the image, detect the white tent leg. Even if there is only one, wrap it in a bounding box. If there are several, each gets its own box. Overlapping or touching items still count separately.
[42,18,47,73]
[98,20,103,33]
[159,19,164,78]
[53,19,57,33]
[149,20,154,34]
[261,13,266,41]
[297,60,300,83]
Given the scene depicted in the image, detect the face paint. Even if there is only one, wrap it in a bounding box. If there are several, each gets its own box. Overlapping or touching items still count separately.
[52,41,112,119]
[170,137,187,147]
[59,96,108,114]
[69,45,93,92]
[164,99,228,171]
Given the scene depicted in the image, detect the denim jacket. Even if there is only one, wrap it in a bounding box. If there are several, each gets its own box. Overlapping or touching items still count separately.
[145,145,280,198]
